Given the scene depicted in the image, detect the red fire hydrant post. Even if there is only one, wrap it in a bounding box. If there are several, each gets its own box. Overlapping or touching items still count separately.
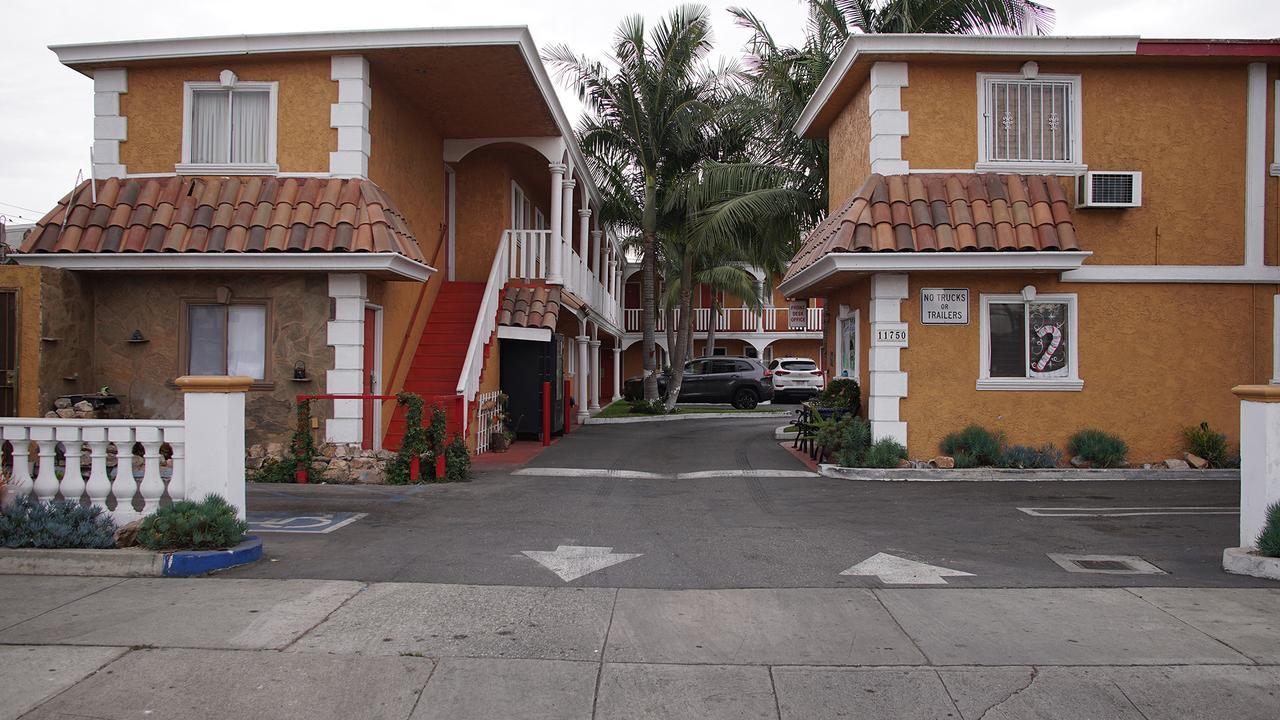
[563,378,573,433]
[541,381,551,446]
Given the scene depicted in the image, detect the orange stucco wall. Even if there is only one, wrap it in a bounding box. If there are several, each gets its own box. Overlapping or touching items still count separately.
[897,60,1268,266]
[889,273,1276,463]
[118,57,335,173]
[828,81,872,214]
[0,266,47,417]
[453,144,556,282]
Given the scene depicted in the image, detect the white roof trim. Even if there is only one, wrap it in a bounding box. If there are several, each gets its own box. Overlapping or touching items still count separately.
[50,26,603,208]
[777,251,1092,297]
[13,252,435,281]
[497,325,552,342]
[793,34,1139,137]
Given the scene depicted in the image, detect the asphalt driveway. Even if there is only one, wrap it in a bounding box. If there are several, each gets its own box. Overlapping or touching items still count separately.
[226,416,1272,589]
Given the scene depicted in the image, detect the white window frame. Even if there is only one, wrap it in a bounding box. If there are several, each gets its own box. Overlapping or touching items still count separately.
[978,293,1082,391]
[178,79,280,175]
[976,73,1085,174]
[834,305,860,380]
[1272,80,1280,177]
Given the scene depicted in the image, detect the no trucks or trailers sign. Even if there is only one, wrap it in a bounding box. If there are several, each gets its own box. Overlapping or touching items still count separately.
[920,288,969,325]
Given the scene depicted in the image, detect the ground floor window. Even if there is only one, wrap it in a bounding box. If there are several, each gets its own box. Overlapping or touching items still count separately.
[185,302,269,380]
[835,306,859,379]
[978,292,1081,391]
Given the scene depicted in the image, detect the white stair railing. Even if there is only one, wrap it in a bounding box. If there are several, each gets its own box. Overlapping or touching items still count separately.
[456,231,516,437]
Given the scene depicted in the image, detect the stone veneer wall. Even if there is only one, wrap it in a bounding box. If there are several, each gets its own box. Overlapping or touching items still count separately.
[78,272,334,446]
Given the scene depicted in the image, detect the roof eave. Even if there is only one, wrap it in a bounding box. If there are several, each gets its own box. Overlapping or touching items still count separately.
[793,35,1140,139]
[12,251,436,281]
[777,250,1093,297]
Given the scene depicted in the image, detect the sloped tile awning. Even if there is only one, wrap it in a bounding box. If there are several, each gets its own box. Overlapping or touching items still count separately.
[499,286,561,331]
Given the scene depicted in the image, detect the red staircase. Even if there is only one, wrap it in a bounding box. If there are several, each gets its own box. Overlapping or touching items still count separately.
[384,281,486,450]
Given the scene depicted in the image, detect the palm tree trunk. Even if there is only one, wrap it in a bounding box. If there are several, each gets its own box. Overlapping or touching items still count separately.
[705,293,719,357]
[664,307,675,370]
[640,185,659,402]
[664,252,696,412]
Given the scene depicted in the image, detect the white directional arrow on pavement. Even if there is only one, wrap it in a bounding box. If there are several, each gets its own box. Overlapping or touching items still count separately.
[522,545,643,582]
[841,552,975,585]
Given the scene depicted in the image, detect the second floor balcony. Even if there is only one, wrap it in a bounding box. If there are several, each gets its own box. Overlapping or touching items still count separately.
[623,306,823,335]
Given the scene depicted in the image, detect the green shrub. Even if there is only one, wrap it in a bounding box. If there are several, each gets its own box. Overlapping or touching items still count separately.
[628,399,666,415]
[998,444,1063,469]
[813,414,854,460]
[0,497,116,549]
[387,393,431,485]
[1258,501,1280,558]
[861,438,908,468]
[940,425,1004,467]
[250,458,298,484]
[1067,429,1129,468]
[136,495,247,551]
[814,378,860,413]
[444,436,471,483]
[833,417,873,467]
[1183,422,1233,468]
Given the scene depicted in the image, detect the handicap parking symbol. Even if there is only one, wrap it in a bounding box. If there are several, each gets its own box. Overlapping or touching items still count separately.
[247,511,366,534]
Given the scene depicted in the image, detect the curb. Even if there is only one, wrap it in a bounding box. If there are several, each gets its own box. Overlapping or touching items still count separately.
[775,425,798,440]
[0,536,263,577]
[1222,547,1280,580]
[585,411,792,425]
[818,465,1240,482]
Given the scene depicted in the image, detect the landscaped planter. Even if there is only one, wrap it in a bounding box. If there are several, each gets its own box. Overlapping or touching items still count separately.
[819,464,1240,482]
[0,536,263,577]
[1222,547,1280,580]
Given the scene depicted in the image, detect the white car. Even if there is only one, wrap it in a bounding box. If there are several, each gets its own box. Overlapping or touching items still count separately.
[766,357,825,402]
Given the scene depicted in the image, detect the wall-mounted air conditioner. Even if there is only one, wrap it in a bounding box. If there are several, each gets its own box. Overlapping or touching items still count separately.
[1076,171,1142,208]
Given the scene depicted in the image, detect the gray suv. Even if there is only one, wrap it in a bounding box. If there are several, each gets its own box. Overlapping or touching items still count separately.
[624,357,775,409]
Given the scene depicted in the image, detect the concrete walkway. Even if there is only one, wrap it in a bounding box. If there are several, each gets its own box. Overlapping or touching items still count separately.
[3,576,1278,719]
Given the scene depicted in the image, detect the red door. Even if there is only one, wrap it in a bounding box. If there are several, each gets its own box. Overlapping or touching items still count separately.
[362,307,377,450]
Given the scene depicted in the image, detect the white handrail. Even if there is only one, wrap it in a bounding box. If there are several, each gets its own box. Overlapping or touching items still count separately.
[456,231,512,413]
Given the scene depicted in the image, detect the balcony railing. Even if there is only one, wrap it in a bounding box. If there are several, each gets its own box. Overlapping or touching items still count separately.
[623,306,823,334]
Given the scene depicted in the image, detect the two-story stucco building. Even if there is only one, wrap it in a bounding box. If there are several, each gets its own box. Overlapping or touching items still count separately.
[780,35,1280,462]
[4,27,626,452]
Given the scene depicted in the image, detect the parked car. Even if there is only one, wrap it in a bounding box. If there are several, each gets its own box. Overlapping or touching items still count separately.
[767,357,825,403]
[623,357,775,409]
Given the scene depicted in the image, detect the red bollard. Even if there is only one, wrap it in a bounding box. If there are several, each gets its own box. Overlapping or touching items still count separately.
[296,467,309,484]
[410,454,420,482]
[436,452,447,479]
[542,380,551,446]
[564,378,573,433]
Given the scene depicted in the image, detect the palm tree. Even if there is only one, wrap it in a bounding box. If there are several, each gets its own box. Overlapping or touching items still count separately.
[663,257,764,357]
[545,5,719,403]
[731,0,1056,212]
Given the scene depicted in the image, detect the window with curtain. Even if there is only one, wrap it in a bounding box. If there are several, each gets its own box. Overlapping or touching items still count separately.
[186,303,268,380]
[186,84,274,166]
[980,294,1079,390]
[979,75,1081,167]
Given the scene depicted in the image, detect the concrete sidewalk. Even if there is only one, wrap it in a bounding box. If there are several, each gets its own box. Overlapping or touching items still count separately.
[2,576,1278,719]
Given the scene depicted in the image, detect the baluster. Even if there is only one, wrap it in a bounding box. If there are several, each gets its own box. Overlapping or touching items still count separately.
[107,426,137,521]
[82,427,112,508]
[2,426,33,500]
[136,426,165,515]
[55,425,85,504]
[165,425,186,503]
[30,426,60,502]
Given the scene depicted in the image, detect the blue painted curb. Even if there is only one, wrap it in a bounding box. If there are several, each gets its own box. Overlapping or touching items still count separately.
[162,536,263,577]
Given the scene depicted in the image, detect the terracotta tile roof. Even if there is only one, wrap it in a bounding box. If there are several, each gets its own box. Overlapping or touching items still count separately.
[499,286,561,331]
[20,176,425,262]
[783,173,1080,282]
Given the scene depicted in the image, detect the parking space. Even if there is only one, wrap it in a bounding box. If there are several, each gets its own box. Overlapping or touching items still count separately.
[226,417,1275,589]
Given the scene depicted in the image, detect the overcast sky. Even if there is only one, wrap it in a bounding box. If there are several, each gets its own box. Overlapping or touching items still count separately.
[1,0,1277,225]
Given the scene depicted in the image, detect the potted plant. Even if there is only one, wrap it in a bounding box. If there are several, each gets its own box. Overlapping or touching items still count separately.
[811,378,861,421]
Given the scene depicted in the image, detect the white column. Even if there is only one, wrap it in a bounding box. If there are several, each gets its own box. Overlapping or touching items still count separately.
[589,339,602,412]
[1234,386,1280,549]
[92,68,128,178]
[580,209,593,277]
[606,250,617,298]
[591,228,603,284]
[177,376,249,520]
[326,273,367,444]
[869,273,909,445]
[562,179,577,284]
[547,163,566,284]
[575,335,591,422]
[612,347,623,401]
[330,55,372,177]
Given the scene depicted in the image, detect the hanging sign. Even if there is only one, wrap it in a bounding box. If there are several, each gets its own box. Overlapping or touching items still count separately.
[788,300,809,330]
[920,288,969,325]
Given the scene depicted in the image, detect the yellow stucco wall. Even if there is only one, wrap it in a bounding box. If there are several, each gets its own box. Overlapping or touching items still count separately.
[0,266,45,417]
[119,57,336,173]
[898,60,1256,266]
[828,82,872,214]
[892,273,1275,463]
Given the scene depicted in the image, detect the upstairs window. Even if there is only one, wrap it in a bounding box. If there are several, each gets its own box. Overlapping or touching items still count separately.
[180,72,278,173]
[978,73,1083,172]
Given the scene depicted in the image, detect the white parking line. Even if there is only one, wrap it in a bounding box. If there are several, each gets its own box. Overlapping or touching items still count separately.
[1018,506,1239,518]
[513,468,818,480]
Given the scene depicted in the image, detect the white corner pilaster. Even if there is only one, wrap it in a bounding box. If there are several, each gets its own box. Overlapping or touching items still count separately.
[589,339,602,412]
[330,55,371,178]
[868,62,909,175]
[869,273,909,445]
[1245,62,1266,267]
[92,68,128,178]
[547,163,566,284]
[326,273,367,444]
